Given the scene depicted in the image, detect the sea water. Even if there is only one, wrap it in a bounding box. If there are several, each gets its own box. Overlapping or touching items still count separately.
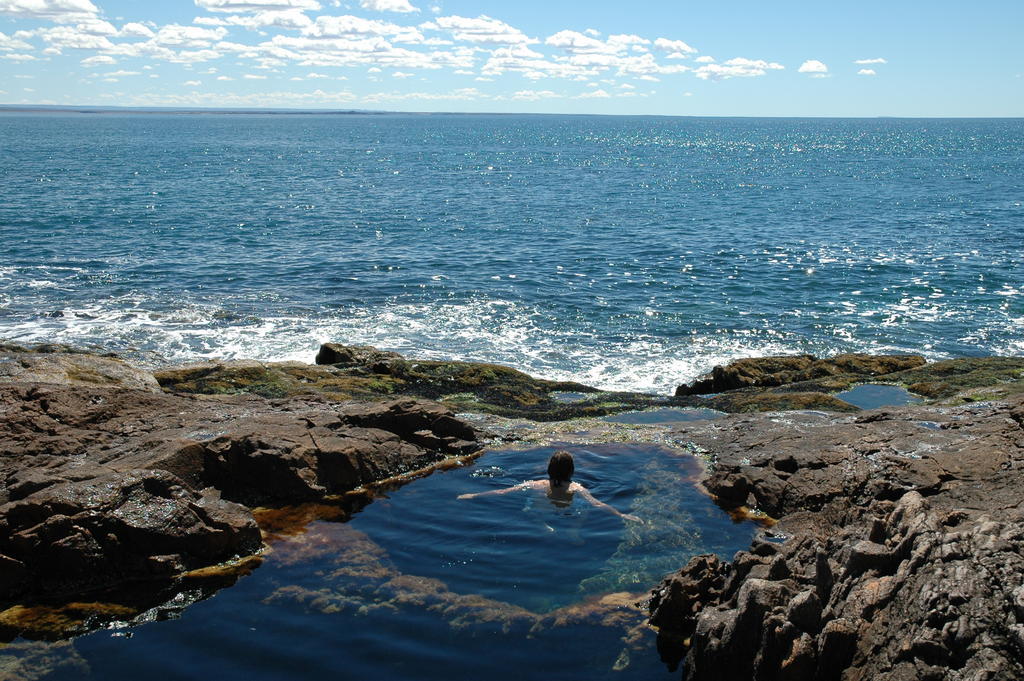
[1,113,1022,393]
[4,444,756,680]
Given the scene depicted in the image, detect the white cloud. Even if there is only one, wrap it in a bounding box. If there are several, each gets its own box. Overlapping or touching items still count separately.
[584,28,599,37]
[302,14,420,41]
[2,52,35,60]
[695,57,784,80]
[0,0,98,22]
[105,69,140,76]
[243,72,267,78]
[185,79,202,85]
[694,55,714,63]
[155,24,228,47]
[425,15,534,45]
[80,53,115,65]
[119,22,155,38]
[854,57,886,65]
[195,0,321,12]
[653,37,696,56]
[74,18,116,35]
[204,10,313,30]
[392,70,413,77]
[217,75,233,79]
[798,59,828,75]
[857,68,876,76]
[360,0,418,13]
[546,30,639,55]
[577,88,610,98]
[305,71,328,77]
[37,25,115,49]
[0,30,32,50]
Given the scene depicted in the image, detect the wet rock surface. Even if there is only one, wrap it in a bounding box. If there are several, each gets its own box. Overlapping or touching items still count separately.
[0,343,160,392]
[0,381,482,610]
[648,395,1024,681]
[675,353,1024,414]
[675,353,928,396]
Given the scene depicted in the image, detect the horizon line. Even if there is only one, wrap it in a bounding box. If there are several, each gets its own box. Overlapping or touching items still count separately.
[1,104,1022,119]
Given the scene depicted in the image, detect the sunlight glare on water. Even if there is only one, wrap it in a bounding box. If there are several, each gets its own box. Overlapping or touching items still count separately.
[1,114,1022,393]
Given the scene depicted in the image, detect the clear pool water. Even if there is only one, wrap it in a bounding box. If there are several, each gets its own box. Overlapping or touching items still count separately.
[5,444,757,680]
[835,383,922,409]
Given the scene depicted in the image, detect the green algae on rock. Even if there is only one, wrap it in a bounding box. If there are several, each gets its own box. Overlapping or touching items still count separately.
[675,353,1024,413]
[156,343,685,421]
[675,353,928,396]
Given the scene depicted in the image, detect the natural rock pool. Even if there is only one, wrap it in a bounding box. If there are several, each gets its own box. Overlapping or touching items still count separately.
[834,383,922,410]
[3,443,757,680]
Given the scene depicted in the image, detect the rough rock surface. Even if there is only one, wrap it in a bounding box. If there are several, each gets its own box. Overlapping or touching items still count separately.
[0,382,482,606]
[648,396,1024,681]
[676,354,1024,410]
[155,342,686,421]
[0,344,160,392]
[676,354,927,396]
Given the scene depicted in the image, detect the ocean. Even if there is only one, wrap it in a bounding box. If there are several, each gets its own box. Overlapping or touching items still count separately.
[1,113,1021,393]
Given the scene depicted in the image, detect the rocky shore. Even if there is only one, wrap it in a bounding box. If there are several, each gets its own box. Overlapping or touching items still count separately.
[648,391,1024,680]
[2,341,1024,680]
[0,343,482,618]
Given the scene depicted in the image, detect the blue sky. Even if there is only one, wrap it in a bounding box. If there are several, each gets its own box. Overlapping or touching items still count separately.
[1,0,1021,115]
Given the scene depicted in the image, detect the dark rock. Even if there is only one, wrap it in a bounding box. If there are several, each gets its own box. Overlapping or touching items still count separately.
[846,540,897,577]
[787,589,822,634]
[649,395,1024,680]
[0,469,260,602]
[315,343,403,367]
[0,381,482,608]
[0,345,160,392]
[676,353,926,396]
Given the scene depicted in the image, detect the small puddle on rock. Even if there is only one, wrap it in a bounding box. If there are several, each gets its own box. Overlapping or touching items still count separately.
[5,443,758,681]
[835,384,922,410]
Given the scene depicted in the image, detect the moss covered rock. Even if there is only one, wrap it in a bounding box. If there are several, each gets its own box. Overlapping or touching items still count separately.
[677,353,927,396]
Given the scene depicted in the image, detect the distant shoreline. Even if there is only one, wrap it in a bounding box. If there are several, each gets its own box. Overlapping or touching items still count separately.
[0,105,1021,119]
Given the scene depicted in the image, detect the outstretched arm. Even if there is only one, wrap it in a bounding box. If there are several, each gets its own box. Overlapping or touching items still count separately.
[574,485,642,523]
[458,480,538,500]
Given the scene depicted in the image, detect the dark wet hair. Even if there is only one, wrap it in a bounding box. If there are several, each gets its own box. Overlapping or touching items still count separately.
[547,450,574,488]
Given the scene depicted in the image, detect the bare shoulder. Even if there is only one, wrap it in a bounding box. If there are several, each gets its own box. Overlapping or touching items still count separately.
[569,482,590,494]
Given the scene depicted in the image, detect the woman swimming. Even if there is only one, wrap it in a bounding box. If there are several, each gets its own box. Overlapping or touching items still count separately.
[458,450,641,523]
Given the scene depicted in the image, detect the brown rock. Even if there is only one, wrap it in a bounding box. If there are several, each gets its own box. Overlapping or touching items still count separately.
[648,395,1024,680]
[0,381,481,606]
[677,353,926,396]
[0,469,260,601]
[0,345,160,392]
[315,343,403,367]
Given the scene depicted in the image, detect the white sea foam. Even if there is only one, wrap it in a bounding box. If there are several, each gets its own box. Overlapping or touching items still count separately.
[0,293,980,395]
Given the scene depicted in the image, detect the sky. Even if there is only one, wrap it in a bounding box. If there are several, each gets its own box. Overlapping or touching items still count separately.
[0,0,1022,116]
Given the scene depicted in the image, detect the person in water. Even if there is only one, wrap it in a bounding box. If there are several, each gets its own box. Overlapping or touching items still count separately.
[458,450,641,523]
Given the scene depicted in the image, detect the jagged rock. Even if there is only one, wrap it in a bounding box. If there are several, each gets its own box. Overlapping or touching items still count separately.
[315,343,403,368]
[0,469,260,602]
[648,396,1024,680]
[0,382,482,606]
[676,353,926,396]
[0,344,160,392]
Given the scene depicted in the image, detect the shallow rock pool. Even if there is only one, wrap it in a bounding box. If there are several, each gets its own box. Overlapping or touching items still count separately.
[5,444,757,680]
